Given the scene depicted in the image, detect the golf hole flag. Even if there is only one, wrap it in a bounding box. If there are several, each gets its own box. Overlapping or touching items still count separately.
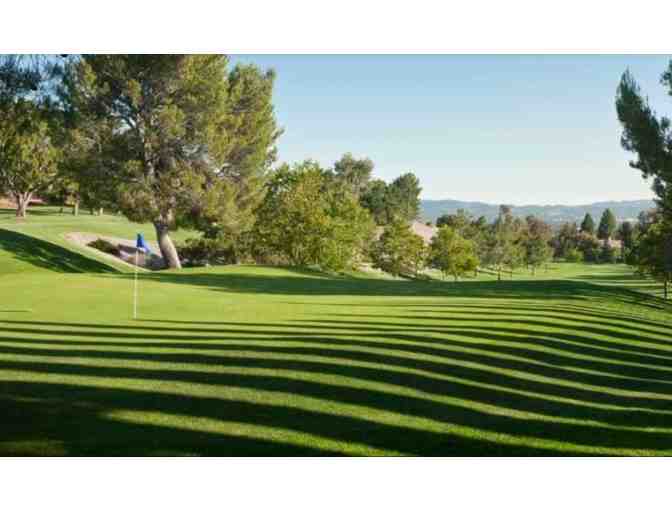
[136,233,152,254]
[133,233,151,319]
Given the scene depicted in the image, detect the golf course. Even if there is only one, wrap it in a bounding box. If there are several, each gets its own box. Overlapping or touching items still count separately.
[1,208,671,456]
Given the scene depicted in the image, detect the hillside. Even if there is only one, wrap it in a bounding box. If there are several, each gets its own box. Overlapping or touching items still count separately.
[421,199,655,225]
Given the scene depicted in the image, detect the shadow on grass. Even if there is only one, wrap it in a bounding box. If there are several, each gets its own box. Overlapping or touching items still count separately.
[1,379,571,456]
[117,269,670,311]
[0,206,58,218]
[0,228,116,274]
[2,308,672,455]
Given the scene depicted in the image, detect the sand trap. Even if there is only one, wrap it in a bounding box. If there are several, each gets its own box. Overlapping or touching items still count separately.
[64,232,165,270]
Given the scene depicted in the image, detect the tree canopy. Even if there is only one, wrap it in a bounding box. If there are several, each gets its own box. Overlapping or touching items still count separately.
[580,213,595,235]
[0,100,59,217]
[429,226,479,281]
[371,218,426,277]
[60,55,280,268]
[597,209,617,240]
[333,153,373,197]
[254,160,374,271]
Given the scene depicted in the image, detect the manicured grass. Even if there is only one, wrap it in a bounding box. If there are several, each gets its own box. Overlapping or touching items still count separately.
[0,206,195,274]
[1,210,671,455]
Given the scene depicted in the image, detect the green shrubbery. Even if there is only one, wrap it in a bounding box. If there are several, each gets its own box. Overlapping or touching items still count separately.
[564,247,583,262]
[253,161,375,272]
[371,219,427,278]
[176,238,238,267]
[599,243,618,264]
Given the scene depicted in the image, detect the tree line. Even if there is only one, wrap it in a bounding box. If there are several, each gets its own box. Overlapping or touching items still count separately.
[0,55,425,271]
[2,55,671,298]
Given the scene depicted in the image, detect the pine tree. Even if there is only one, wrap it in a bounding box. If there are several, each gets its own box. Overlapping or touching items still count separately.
[580,213,595,235]
[333,153,373,197]
[597,209,617,241]
[61,55,280,268]
[617,221,635,260]
[385,172,422,222]
[360,179,388,225]
[523,215,553,274]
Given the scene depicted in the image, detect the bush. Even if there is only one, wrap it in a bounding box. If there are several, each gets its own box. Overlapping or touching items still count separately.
[577,233,600,262]
[87,238,119,256]
[599,243,617,264]
[176,237,237,267]
[625,248,639,266]
[371,219,427,277]
[565,248,583,263]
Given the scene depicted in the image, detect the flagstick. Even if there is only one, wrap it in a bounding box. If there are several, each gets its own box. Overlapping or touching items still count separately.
[133,249,138,320]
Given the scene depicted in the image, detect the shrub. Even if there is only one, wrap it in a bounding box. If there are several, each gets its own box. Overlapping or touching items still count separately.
[371,219,427,277]
[87,238,119,256]
[625,248,639,266]
[565,248,583,263]
[176,237,237,267]
[577,233,600,262]
[599,243,618,264]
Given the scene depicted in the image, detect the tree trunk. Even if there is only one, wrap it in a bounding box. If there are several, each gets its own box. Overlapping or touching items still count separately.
[72,199,79,216]
[154,222,182,269]
[99,208,104,216]
[14,193,31,218]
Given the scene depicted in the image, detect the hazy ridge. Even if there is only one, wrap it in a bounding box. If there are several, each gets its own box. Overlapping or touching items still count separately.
[421,198,655,225]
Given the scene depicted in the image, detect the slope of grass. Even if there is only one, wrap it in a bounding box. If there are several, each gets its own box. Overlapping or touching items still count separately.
[0,206,195,274]
[1,209,671,455]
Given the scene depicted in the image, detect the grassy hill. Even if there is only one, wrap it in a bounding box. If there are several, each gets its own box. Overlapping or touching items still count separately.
[1,208,671,456]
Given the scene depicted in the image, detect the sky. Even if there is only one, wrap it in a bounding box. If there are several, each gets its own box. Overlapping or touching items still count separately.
[230,55,672,205]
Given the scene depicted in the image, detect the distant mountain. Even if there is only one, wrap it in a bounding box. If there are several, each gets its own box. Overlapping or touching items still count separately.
[420,199,655,226]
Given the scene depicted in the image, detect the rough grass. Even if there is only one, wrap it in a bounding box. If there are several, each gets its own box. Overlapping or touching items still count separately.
[1,209,671,456]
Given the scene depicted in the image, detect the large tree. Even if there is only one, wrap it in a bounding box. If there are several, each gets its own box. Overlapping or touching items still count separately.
[360,179,389,225]
[617,221,636,260]
[635,221,672,299]
[483,205,524,280]
[385,172,422,222]
[371,218,426,277]
[597,208,617,241]
[194,64,282,243]
[436,209,472,233]
[616,66,672,221]
[61,55,280,269]
[522,215,553,275]
[616,63,672,292]
[429,226,479,281]
[333,153,373,197]
[254,161,374,270]
[0,100,59,217]
[580,213,595,235]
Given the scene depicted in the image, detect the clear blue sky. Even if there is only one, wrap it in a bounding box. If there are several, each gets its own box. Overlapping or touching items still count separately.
[231,55,672,205]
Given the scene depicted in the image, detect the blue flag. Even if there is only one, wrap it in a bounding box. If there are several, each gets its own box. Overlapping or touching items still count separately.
[136,233,152,254]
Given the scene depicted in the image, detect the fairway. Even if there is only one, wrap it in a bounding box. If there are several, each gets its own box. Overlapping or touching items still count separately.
[0,209,670,456]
